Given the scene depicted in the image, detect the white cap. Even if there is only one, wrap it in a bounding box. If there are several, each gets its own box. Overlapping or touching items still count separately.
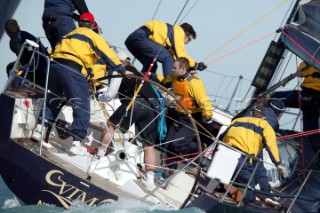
[117,52,130,62]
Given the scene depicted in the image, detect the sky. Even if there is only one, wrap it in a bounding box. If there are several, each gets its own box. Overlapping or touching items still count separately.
[0,0,302,129]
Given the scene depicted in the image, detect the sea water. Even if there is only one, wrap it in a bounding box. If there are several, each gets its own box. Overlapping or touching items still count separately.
[0,176,204,213]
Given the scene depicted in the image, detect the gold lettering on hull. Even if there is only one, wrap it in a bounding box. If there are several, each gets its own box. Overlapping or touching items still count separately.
[36,169,115,208]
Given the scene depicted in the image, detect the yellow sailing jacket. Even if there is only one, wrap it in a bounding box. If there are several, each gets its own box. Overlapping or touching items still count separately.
[172,74,213,118]
[298,62,320,91]
[144,20,196,68]
[51,27,125,77]
[222,116,280,165]
[92,59,106,83]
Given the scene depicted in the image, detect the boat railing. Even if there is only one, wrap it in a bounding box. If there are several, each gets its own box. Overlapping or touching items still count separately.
[3,39,52,155]
[3,39,46,92]
[3,39,96,155]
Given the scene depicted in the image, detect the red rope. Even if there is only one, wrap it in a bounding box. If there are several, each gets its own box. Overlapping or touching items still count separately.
[277,128,320,140]
[206,31,276,66]
[280,29,320,65]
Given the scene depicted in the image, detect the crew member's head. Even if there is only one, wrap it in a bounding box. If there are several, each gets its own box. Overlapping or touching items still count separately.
[173,57,189,79]
[266,98,285,118]
[79,12,95,29]
[5,19,20,38]
[180,23,196,44]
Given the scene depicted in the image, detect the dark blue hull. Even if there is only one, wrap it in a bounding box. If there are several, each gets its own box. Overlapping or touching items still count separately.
[0,94,118,208]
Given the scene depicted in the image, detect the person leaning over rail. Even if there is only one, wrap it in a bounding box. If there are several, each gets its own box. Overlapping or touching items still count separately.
[163,57,214,170]
[31,12,126,155]
[221,106,286,206]
[272,62,320,167]
[125,20,207,79]
[96,52,163,184]
[4,19,49,87]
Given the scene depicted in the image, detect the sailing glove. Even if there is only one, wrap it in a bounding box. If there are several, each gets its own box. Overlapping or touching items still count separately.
[196,62,207,71]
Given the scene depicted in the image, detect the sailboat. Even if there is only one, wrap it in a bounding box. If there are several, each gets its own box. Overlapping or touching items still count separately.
[0,0,319,212]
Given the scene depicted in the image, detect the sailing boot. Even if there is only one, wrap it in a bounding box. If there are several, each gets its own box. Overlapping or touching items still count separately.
[69,141,87,155]
[265,197,281,208]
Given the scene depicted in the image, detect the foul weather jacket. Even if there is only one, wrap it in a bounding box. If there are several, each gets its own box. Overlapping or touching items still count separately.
[144,20,196,68]
[172,74,213,119]
[298,62,320,92]
[51,27,126,77]
[222,116,281,166]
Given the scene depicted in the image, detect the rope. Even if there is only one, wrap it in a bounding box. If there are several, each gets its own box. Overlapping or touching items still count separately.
[151,0,162,20]
[277,128,320,141]
[178,0,200,24]
[206,31,276,66]
[150,84,167,164]
[150,85,167,142]
[202,0,289,62]
[280,29,320,66]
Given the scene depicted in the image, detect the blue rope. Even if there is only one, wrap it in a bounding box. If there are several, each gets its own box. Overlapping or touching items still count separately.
[150,84,167,164]
[150,84,167,142]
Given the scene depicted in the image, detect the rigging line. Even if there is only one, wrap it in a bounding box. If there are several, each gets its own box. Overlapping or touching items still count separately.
[205,69,252,82]
[202,0,289,62]
[206,31,276,66]
[296,76,306,177]
[151,0,162,20]
[178,0,200,24]
[238,83,254,105]
[280,29,320,65]
[272,0,296,41]
[217,77,236,107]
[213,76,227,103]
[277,128,320,140]
[206,69,245,82]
